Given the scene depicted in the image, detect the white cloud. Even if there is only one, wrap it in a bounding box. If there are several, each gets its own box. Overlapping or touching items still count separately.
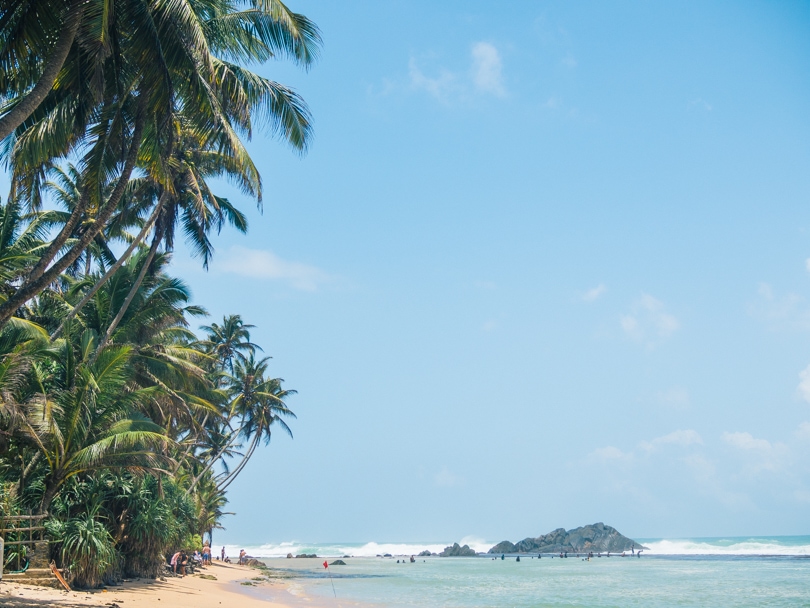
[621,293,679,347]
[721,431,790,476]
[481,320,498,332]
[750,283,810,330]
[470,42,506,97]
[408,42,507,103]
[408,58,457,103]
[687,98,713,112]
[589,446,633,462]
[215,246,329,291]
[434,466,463,487]
[722,431,772,451]
[583,283,607,302]
[656,387,691,410]
[796,422,810,440]
[798,365,810,403]
[640,429,703,452]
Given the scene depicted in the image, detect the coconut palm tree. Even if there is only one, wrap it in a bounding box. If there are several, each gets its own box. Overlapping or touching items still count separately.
[19,331,172,513]
[200,315,260,374]
[216,355,295,491]
[0,0,321,329]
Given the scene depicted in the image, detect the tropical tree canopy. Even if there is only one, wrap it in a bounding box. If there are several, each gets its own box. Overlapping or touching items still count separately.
[0,0,315,589]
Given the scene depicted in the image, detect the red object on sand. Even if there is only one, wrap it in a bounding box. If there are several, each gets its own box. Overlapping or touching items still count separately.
[323,560,329,569]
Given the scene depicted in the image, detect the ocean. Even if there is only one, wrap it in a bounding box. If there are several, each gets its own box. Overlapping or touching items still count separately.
[225,537,810,607]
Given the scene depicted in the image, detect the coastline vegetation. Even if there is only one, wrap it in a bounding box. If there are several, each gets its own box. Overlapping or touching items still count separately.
[0,0,319,588]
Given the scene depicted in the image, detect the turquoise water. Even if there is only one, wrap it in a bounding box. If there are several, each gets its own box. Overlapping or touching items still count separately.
[239,537,810,607]
[276,556,809,607]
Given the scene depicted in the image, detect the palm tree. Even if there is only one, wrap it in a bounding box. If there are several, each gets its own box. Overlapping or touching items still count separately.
[216,355,295,491]
[0,0,87,140]
[19,332,171,513]
[188,354,295,493]
[200,315,260,374]
[0,0,322,329]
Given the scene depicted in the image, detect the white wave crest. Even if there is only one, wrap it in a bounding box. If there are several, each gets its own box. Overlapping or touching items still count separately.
[644,539,810,556]
[221,540,491,558]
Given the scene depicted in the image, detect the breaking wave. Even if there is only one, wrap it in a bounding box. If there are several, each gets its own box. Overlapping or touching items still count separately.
[219,536,810,559]
[642,537,810,556]
[222,537,494,558]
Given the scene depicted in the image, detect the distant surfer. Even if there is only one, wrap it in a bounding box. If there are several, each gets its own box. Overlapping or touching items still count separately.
[516,556,520,562]
[632,544,635,555]
[501,554,505,560]
[410,555,415,563]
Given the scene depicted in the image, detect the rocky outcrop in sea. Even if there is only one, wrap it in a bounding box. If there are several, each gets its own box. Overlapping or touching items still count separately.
[439,543,478,557]
[488,523,647,554]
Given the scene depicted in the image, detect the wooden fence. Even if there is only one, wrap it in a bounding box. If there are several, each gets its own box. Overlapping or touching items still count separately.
[0,511,48,572]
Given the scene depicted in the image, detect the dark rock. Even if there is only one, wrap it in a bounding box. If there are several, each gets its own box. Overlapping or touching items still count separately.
[329,560,346,566]
[295,554,318,558]
[383,553,392,558]
[417,550,432,557]
[286,553,293,559]
[439,543,477,557]
[489,541,517,554]
[487,523,647,554]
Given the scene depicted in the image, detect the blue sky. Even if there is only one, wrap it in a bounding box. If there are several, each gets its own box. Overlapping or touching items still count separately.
[172,1,808,542]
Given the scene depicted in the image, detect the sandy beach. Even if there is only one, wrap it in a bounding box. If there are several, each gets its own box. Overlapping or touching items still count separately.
[0,562,312,608]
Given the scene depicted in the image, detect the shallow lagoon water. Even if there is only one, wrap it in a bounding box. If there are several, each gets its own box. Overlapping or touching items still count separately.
[261,556,810,607]
[246,537,810,607]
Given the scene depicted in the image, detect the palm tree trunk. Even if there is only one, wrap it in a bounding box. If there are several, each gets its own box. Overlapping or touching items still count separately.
[50,193,166,340]
[0,0,86,141]
[216,433,260,492]
[93,225,163,356]
[187,428,244,493]
[172,412,211,475]
[18,451,41,496]
[0,98,147,329]
[39,475,62,515]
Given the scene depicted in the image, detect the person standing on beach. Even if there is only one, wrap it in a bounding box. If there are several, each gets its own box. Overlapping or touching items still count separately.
[221,546,225,561]
[171,551,182,574]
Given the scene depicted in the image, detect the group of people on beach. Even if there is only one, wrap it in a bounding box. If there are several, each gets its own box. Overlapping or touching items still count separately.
[170,542,221,576]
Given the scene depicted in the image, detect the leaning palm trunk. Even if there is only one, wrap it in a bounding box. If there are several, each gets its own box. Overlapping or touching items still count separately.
[0,100,147,329]
[93,228,163,358]
[0,0,86,140]
[50,194,167,340]
[216,432,261,492]
[187,426,244,494]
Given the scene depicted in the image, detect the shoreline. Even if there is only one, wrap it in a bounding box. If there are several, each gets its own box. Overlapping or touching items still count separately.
[0,562,319,608]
